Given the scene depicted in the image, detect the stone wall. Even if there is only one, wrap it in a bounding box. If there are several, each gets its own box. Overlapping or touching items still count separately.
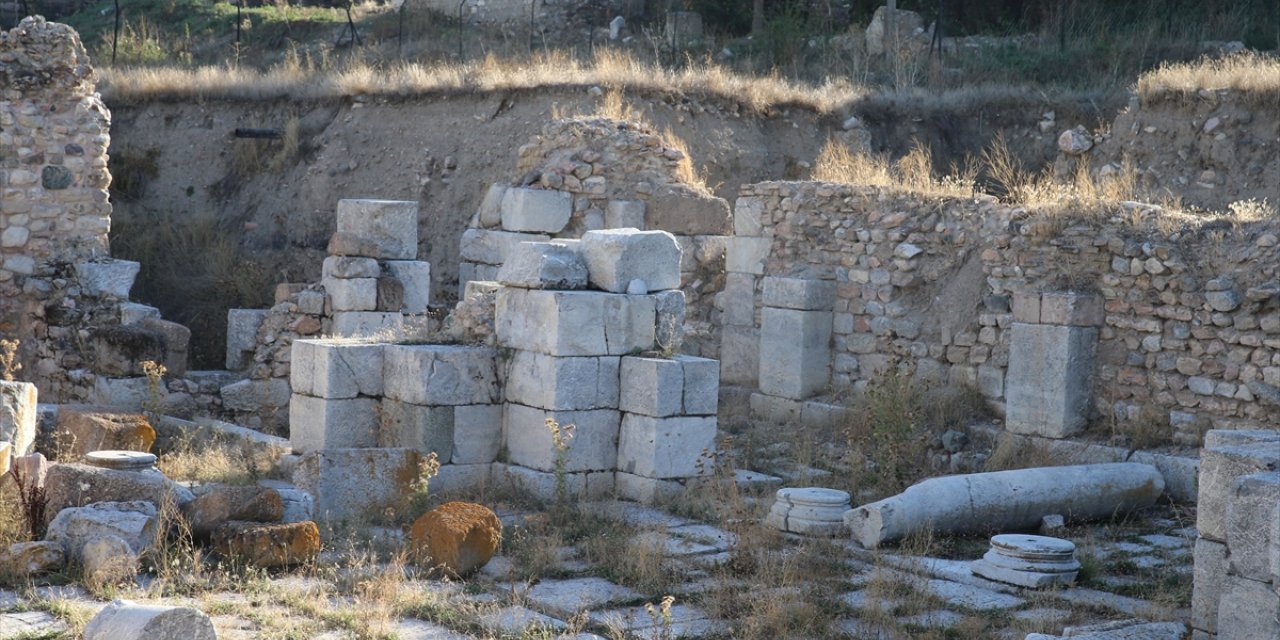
[416,0,641,40]
[726,180,1280,440]
[460,117,729,358]
[0,17,111,293]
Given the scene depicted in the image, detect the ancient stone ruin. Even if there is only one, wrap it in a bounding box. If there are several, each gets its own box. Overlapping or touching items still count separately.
[4,13,1280,640]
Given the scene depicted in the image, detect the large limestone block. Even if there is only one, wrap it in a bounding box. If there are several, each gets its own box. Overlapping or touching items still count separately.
[759,307,832,400]
[89,325,165,376]
[138,317,191,377]
[83,600,216,640]
[1217,575,1280,640]
[383,344,499,405]
[75,259,140,298]
[720,325,759,386]
[82,535,138,587]
[334,199,418,260]
[845,463,1164,548]
[500,187,572,233]
[733,195,765,237]
[1192,538,1227,634]
[330,311,404,338]
[497,242,588,290]
[580,229,681,293]
[181,486,284,539]
[1226,471,1280,582]
[411,501,502,577]
[725,236,771,275]
[44,464,193,524]
[605,199,645,229]
[0,541,64,576]
[505,351,619,411]
[383,260,432,313]
[225,308,268,370]
[643,189,731,235]
[1004,323,1098,438]
[504,404,620,472]
[459,229,552,265]
[452,405,503,464]
[220,378,291,412]
[0,381,37,456]
[288,394,379,453]
[290,339,384,399]
[654,289,686,353]
[379,400,455,462]
[292,448,421,522]
[322,256,379,279]
[1198,441,1280,542]
[495,288,656,356]
[617,414,716,479]
[619,356,684,417]
[55,405,156,458]
[45,501,157,561]
[762,277,836,311]
[619,355,720,417]
[212,521,320,567]
[322,277,377,311]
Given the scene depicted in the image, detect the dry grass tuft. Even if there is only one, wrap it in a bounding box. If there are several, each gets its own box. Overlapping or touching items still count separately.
[1138,51,1280,106]
[813,138,975,198]
[157,432,275,486]
[99,49,864,113]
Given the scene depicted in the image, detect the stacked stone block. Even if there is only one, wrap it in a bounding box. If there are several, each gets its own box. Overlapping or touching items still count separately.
[1191,429,1280,639]
[1004,291,1102,439]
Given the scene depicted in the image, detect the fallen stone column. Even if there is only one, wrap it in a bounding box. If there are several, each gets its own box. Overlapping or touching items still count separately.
[845,463,1164,548]
[83,599,216,640]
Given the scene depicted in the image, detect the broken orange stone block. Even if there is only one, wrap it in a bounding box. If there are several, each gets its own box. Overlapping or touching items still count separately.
[410,501,501,577]
[56,406,155,458]
[212,520,320,568]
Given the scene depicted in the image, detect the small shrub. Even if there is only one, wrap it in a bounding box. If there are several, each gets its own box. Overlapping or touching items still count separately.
[0,339,19,382]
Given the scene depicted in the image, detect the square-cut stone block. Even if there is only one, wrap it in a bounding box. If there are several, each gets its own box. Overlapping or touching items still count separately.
[497,242,588,290]
[291,339,384,399]
[505,351,619,411]
[1039,291,1103,327]
[75,259,140,297]
[1004,323,1097,439]
[459,229,552,265]
[221,378,291,412]
[289,394,379,453]
[383,344,499,406]
[678,355,720,416]
[330,312,404,338]
[432,463,494,494]
[720,325,759,386]
[119,302,160,325]
[225,308,268,370]
[581,229,682,293]
[322,256,379,279]
[495,464,614,502]
[725,237,771,275]
[292,448,420,522]
[733,195,765,237]
[759,307,832,400]
[452,405,503,464]
[762,277,836,311]
[1011,291,1041,324]
[615,472,683,504]
[1227,471,1280,582]
[458,262,500,296]
[619,357,684,417]
[1192,537,1227,634]
[503,404,620,472]
[501,187,572,233]
[654,290,686,353]
[383,261,432,313]
[605,200,645,229]
[618,414,716,479]
[719,273,756,327]
[323,277,377,311]
[495,288,655,356]
[1217,574,1280,640]
[379,399,454,463]
[335,199,418,260]
[1198,442,1280,542]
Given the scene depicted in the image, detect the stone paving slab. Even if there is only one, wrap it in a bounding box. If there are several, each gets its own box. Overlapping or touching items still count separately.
[633,531,721,556]
[581,501,693,529]
[838,590,901,613]
[835,618,894,639]
[900,609,966,629]
[480,605,566,634]
[0,611,67,639]
[669,523,736,548]
[522,577,643,617]
[922,578,1025,610]
[393,618,473,639]
[589,604,715,639]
